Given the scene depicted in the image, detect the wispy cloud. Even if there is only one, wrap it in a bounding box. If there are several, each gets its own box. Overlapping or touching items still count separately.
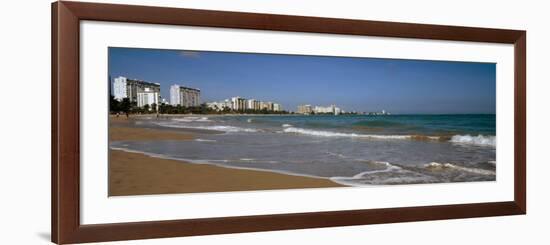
[179,51,201,58]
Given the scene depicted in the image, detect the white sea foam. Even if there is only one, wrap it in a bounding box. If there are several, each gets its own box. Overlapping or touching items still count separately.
[351,162,402,177]
[286,129,493,146]
[282,124,293,128]
[330,163,436,186]
[239,158,255,161]
[449,134,496,147]
[200,125,257,132]
[156,122,258,133]
[283,127,432,140]
[195,138,217,142]
[171,117,211,122]
[111,143,494,186]
[247,118,253,123]
[424,162,495,175]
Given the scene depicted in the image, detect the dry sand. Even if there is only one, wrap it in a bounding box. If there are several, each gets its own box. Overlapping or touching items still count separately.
[109,117,343,196]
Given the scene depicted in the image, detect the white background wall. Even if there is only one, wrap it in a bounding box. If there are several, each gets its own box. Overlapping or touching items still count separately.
[1,0,548,244]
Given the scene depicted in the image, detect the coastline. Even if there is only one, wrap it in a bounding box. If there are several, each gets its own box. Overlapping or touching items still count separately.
[109,118,344,196]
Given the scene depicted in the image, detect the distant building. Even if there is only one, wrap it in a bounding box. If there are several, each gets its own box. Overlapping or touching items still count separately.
[231,97,247,111]
[260,101,273,111]
[297,105,313,114]
[169,85,180,106]
[314,105,336,114]
[113,76,160,109]
[207,100,231,111]
[247,99,261,110]
[206,102,221,111]
[298,104,342,115]
[334,107,341,115]
[137,87,159,109]
[223,99,232,110]
[207,97,283,112]
[113,76,128,101]
[170,84,201,107]
[273,103,282,112]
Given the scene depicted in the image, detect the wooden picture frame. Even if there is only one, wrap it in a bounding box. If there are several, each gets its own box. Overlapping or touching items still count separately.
[52,1,526,244]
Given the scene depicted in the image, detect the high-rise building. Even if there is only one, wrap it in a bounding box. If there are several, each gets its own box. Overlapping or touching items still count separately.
[334,107,342,115]
[113,76,128,101]
[297,104,313,114]
[273,103,282,112]
[169,85,180,106]
[113,76,160,108]
[137,87,159,109]
[231,97,246,111]
[246,99,261,110]
[170,84,201,107]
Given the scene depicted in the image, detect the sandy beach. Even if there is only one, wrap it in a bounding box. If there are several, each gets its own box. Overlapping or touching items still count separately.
[109,116,343,196]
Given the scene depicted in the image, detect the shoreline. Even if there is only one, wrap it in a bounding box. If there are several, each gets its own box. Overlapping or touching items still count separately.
[111,146,338,182]
[109,148,344,196]
[109,123,344,196]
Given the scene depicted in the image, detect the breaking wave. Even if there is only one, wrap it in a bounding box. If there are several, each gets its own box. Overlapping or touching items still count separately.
[449,134,495,147]
[330,161,438,186]
[283,127,495,147]
[171,117,211,122]
[195,138,217,142]
[424,162,495,175]
[282,127,438,140]
[155,122,258,133]
[331,160,495,186]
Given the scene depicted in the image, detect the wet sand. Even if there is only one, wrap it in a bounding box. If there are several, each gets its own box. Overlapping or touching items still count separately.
[109,116,343,196]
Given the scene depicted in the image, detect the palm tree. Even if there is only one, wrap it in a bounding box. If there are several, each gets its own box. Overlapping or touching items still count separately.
[109,95,120,114]
[120,98,132,117]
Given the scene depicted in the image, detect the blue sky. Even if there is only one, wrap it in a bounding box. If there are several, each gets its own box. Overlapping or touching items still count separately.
[109,47,496,114]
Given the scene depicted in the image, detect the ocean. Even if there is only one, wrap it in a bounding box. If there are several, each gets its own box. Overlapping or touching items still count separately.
[110,114,496,186]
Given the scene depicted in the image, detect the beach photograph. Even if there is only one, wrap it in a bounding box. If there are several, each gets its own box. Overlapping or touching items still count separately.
[108,47,496,196]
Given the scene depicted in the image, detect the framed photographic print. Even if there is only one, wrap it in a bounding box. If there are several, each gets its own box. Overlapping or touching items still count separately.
[52,1,526,244]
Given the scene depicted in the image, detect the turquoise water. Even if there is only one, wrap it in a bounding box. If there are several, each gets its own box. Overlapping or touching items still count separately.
[111,114,496,186]
[225,114,495,136]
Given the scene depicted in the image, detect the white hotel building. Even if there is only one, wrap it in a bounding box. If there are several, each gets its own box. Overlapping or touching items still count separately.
[247,99,261,110]
[314,105,336,114]
[113,76,160,109]
[297,104,342,115]
[207,97,283,112]
[273,103,282,112]
[170,84,201,107]
[231,97,247,111]
[136,87,159,108]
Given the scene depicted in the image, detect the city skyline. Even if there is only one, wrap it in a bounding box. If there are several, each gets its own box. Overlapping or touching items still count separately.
[109,47,496,114]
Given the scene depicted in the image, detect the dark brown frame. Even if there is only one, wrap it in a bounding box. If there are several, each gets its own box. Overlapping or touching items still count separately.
[52,1,526,244]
